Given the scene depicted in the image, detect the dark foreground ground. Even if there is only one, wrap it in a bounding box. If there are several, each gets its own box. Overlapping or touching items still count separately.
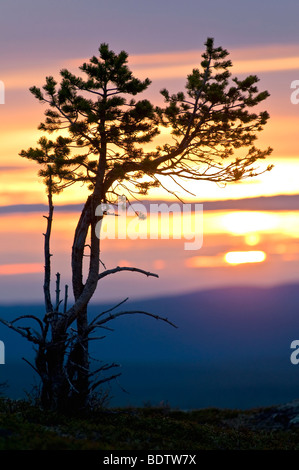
[1,398,299,450]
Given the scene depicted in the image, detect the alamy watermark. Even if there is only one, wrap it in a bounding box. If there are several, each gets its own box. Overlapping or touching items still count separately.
[0,80,4,104]
[290,340,299,365]
[0,341,4,364]
[95,197,203,250]
[290,80,299,105]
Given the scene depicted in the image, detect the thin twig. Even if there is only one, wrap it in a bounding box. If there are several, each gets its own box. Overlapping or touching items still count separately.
[89,297,129,328]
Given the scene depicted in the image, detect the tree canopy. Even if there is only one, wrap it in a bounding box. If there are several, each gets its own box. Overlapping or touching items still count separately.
[21,38,272,203]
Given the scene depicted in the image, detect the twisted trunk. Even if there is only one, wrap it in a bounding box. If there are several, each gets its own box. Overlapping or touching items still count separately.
[69,186,103,409]
[70,195,93,409]
[37,193,99,411]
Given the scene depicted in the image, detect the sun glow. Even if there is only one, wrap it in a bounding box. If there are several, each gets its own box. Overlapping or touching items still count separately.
[245,233,260,246]
[220,211,279,235]
[224,251,266,265]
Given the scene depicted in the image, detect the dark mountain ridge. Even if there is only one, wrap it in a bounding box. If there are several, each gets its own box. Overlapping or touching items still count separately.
[1,283,299,409]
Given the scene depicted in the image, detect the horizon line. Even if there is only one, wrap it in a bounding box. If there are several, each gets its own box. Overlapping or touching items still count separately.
[1,193,299,214]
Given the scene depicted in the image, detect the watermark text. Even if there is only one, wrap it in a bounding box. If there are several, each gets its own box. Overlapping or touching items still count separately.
[290,340,299,364]
[0,81,4,104]
[0,340,5,364]
[95,197,203,251]
[290,80,299,105]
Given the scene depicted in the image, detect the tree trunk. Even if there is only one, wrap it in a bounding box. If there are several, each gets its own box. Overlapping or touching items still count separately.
[37,195,95,411]
[71,195,93,409]
[69,184,103,409]
[37,170,103,411]
[35,329,68,411]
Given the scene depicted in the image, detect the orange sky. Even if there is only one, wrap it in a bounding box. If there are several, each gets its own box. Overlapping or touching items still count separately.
[0,207,299,302]
[1,39,299,302]
[1,43,299,207]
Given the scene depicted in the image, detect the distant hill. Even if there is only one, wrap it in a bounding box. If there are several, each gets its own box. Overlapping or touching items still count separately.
[1,283,299,410]
[1,193,299,214]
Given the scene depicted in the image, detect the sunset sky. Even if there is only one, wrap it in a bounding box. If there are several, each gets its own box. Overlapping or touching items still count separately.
[1,0,299,304]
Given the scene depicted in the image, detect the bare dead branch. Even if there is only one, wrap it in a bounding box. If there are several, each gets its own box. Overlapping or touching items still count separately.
[63,366,79,394]
[43,166,54,314]
[22,357,40,376]
[68,360,89,373]
[55,272,61,311]
[98,266,159,281]
[88,362,120,378]
[89,325,114,332]
[63,284,68,314]
[89,297,129,329]
[94,310,177,329]
[88,335,107,341]
[10,315,44,334]
[0,317,41,345]
[89,373,122,392]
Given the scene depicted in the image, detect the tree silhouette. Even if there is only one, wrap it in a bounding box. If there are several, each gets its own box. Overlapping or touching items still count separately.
[0,38,272,412]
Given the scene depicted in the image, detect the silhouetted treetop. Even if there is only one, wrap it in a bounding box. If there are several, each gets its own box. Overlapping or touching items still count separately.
[20,38,272,201]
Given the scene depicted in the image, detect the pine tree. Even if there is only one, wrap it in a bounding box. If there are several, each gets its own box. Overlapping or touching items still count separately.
[0,39,272,411]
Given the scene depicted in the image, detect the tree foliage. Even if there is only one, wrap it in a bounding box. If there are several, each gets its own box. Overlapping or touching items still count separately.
[21,38,272,199]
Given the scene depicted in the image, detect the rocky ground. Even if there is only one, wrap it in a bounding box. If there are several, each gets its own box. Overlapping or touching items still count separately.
[222,400,299,431]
